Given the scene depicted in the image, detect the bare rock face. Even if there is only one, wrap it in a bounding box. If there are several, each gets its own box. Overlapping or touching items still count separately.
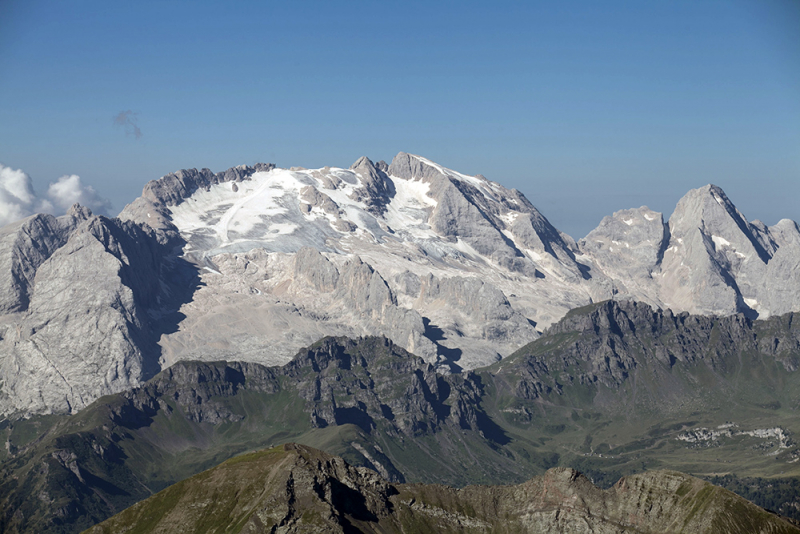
[653,185,791,318]
[762,219,800,315]
[0,205,92,314]
[4,153,800,417]
[579,206,668,301]
[348,156,393,215]
[124,152,600,374]
[416,273,537,361]
[392,152,541,277]
[579,185,800,320]
[0,212,181,415]
[659,185,767,315]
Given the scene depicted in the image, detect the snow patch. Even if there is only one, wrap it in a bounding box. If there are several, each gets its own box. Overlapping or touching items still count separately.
[383,175,438,241]
[712,235,732,248]
[408,153,497,199]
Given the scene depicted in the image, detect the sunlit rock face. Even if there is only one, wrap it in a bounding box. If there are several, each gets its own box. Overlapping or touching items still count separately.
[2,152,800,416]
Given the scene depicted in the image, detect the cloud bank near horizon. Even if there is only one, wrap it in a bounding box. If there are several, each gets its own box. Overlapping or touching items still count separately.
[0,164,112,226]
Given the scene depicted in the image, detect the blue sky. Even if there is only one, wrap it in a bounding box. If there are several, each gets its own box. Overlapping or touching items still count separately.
[1,0,798,238]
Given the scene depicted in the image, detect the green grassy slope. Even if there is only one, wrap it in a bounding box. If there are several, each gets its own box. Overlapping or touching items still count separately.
[3,301,800,532]
[84,443,800,534]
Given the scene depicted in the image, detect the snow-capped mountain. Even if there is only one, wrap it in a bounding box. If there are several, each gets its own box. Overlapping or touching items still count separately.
[1,152,800,416]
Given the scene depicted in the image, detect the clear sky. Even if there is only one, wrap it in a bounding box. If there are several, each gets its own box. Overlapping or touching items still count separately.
[1,0,798,238]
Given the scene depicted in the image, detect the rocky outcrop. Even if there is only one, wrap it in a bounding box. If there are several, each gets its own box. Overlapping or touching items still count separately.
[133,154,800,378]
[498,299,800,411]
[579,206,668,298]
[0,336,500,533]
[0,205,92,314]
[348,156,393,215]
[86,444,800,534]
[117,162,276,236]
[5,153,800,416]
[290,249,437,362]
[284,337,483,437]
[580,185,800,319]
[0,213,188,416]
[141,163,276,208]
[5,319,800,532]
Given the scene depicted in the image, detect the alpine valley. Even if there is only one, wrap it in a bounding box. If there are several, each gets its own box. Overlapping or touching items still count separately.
[1,153,800,533]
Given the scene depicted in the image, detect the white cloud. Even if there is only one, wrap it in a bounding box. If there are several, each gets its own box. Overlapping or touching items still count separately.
[0,164,112,227]
[47,174,113,214]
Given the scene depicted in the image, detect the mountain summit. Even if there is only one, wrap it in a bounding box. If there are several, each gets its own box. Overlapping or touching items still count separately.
[86,443,800,534]
[1,153,799,415]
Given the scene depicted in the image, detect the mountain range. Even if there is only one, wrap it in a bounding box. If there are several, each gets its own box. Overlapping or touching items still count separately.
[2,152,800,417]
[3,301,800,533]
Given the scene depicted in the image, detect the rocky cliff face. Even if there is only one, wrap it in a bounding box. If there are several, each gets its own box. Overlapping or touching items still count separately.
[495,299,800,413]
[0,205,92,314]
[85,443,799,534]
[4,315,800,533]
[3,153,800,417]
[581,185,800,318]
[0,336,503,534]
[0,206,194,416]
[115,152,800,377]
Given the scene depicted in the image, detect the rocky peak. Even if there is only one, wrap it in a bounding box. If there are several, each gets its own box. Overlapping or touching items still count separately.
[86,443,800,534]
[141,163,276,208]
[387,151,447,182]
[0,209,95,314]
[0,211,186,415]
[579,206,669,297]
[670,184,774,263]
[66,203,93,221]
[656,184,776,316]
[769,219,800,248]
[349,156,394,215]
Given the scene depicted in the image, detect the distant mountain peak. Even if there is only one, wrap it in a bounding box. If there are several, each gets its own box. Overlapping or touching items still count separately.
[2,153,800,417]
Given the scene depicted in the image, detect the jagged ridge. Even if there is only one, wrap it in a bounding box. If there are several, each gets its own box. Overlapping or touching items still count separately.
[3,153,800,416]
[85,443,800,534]
[4,305,800,533]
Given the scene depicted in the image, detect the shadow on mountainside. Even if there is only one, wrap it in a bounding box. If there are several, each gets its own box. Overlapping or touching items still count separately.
[422,317,464,373]
[138,236,203,381]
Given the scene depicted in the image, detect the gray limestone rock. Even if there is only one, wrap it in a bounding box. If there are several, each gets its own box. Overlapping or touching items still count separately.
[0,214,179,415]
[660,185,769,316]
[415,273,538,364]
[118,163,276,238]
[141,163,275,208]
[387,152,446,182]
[289,250,437,362]
[764,220,800,315]
[0,205,92,314]
[579,206,668,302]
[349,156,394,215]
[415,167,538,276]
[394,270,421,297]
[293,247,339,292]
[300,186,341,215]
[576,184,800,320]
[5,155,800,418]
